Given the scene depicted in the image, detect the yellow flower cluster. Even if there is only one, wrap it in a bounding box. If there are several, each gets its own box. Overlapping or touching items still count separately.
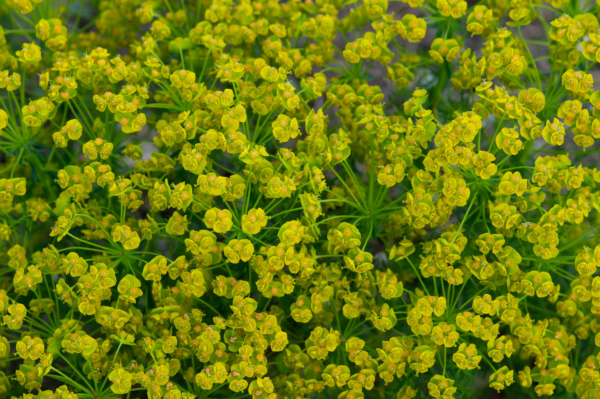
[2,0,600,399]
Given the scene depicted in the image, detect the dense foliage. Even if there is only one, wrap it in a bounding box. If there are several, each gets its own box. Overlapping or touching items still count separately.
[2,0,600,398]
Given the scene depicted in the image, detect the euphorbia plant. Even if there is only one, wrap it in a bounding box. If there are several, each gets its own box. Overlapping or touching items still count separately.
[1,0,600,399]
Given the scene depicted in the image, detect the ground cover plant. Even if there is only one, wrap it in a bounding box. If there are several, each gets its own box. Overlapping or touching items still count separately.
[2,0,600,398]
